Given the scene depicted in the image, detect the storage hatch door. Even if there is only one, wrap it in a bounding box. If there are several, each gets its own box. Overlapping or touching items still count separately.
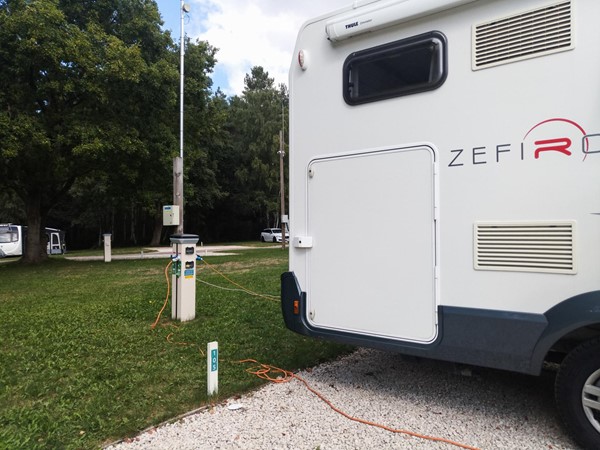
[306,146,437,343]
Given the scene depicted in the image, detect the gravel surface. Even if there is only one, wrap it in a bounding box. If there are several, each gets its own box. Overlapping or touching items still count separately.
[107,348,580,450]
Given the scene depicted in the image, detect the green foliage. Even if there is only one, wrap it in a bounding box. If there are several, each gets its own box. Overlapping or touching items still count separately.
[0,0,156,260]
[180,39,227,228]
[0,190,24,223]
[0,250,351,449]
[0,1,291,251]
[217,67,289,235]
[0,0,227,255]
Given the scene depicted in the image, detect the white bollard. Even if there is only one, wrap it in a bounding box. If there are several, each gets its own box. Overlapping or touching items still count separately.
[207,341,218,396]
[103,234,112,263]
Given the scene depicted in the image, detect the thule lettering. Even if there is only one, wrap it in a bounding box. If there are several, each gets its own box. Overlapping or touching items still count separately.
[345,21,359,30]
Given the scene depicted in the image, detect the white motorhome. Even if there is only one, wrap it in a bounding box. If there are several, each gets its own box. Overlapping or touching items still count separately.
[0,224,66,257]
[0,224,23,258]
[281,0,600,447]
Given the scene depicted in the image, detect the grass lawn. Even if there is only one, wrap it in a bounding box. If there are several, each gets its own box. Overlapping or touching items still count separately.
[0,249,351,449]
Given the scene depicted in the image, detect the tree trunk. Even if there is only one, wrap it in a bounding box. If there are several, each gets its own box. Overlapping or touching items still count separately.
[130,201,137,245]
[23,194,48,264]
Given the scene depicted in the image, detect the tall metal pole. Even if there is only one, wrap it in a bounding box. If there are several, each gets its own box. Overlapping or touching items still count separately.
[175,0,187,234]
[279,130,286,250]
[180,0,185,161]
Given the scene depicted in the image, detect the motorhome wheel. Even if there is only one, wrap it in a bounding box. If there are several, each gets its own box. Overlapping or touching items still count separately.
[555,337,600,449]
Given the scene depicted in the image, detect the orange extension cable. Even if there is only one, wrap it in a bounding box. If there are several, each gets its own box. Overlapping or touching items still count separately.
[199,258,279,301]
[240,359,480,450]
[152,256,280,333]
[150,260,172,330]
[151,261,478,449]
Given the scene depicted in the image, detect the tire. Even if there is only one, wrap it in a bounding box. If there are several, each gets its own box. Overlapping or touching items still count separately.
[555,337,600,449]
[261,236,265,242]
[272,237,277,243]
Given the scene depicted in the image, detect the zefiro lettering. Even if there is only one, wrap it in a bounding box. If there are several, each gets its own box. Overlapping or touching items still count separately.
[448,135,596,168]
[449,143,522,167]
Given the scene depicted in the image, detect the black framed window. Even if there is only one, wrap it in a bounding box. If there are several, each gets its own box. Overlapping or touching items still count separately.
[343,31,447,105]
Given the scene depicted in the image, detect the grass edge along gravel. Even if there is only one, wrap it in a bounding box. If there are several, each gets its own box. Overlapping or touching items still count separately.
[0,249,352,450]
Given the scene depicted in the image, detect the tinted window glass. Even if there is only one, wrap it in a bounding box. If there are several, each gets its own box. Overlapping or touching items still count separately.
[0,226,18,243]
[343,31,447,105]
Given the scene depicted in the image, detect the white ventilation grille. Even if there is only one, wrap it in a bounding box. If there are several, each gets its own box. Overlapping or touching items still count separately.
[473,1,573,70]
[474,222,576,274]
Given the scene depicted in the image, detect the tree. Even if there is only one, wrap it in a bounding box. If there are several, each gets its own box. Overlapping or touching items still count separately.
[0,189,24,224]
[0,0,172,261]
[181,40,229,238]
[218,66,288,238]
[66,37,225,247]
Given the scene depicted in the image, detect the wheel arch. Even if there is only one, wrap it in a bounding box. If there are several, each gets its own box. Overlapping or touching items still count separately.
[531,291,600,374]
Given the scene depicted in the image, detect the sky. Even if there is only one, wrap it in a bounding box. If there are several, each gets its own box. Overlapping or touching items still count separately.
[154,0,351,96]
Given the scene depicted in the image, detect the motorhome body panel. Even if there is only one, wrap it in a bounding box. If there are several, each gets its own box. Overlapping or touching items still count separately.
[306,146,437,342]
[0,224,23,257]
[285,0,600,374]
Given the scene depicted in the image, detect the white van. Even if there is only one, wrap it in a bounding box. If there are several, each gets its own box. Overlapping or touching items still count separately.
[281,1,600,447]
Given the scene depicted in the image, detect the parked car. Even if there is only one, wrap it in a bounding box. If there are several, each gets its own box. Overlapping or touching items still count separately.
[260,228,289,243]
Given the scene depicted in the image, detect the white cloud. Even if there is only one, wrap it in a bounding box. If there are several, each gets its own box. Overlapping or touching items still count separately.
[186,0,349,96]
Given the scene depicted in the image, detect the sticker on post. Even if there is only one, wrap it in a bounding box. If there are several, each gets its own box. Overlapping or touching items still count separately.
[207,342,218,396]
[211,349,218,372]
